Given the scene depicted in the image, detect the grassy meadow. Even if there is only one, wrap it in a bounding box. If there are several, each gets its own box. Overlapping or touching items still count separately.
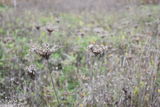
[0,4,160,107]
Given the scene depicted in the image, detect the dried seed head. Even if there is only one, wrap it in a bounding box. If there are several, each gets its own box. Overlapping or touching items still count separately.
[34,48,52,60]
[55,18,60,23]
[88,44,107,56]
[33,43,58,60]
[88,44,94,50]
[35,25,41,30]
[46,25,55,35]
[34,23,41,30]
[27,65,36,80]
[46,28,54,33]
[77,31,85,37]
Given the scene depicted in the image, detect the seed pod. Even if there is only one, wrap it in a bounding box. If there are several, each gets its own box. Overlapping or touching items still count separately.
[46,25,55,35]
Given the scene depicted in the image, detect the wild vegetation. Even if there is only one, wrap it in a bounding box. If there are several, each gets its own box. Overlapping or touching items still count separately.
[0,1,160,107]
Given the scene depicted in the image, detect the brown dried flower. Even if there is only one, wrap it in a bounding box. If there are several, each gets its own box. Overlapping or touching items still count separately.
[46,25,55,35]
[46,28,54,33]
[88,44,107,56]
[33,43,58,60]
[27,65,36,80]
[34,23,41,30]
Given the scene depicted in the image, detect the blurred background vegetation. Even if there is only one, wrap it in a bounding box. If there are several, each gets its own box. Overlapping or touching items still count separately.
[0,0,160,107]
[0,0,160,12]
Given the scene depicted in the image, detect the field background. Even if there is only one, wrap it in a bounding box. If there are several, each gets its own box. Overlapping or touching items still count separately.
[0,0,160,107]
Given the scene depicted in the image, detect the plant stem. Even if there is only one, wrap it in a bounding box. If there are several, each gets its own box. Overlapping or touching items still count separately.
[46,60,60,105]
[50,71,60,105]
